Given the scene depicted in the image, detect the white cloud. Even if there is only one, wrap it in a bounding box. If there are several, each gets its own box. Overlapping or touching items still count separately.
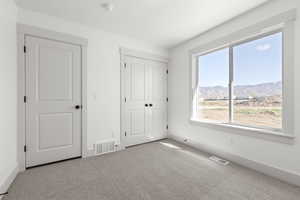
[256,44,271,51]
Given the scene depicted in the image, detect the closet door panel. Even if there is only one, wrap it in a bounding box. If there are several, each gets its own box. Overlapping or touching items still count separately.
[149,60,168,139]
[124,56,149,146]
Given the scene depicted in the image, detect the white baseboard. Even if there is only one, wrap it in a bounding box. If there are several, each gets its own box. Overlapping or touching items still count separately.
[0,163,19,199]
[85,148,96,158]
[168,132,300,187]
[71,134,167,158]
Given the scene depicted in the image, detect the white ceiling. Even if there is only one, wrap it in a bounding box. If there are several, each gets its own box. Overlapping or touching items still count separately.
[15,0,269,49]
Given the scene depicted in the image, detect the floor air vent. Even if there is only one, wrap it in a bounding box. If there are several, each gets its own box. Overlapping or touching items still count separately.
[209,156,230,166]
[94,140,115,155]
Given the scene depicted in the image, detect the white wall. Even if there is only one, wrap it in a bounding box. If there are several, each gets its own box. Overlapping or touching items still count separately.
[0,0,18,193]
[17,8,168,151]
[169,0,300,175]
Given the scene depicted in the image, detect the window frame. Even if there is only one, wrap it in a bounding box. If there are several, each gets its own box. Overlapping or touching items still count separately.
[189,10,296,138]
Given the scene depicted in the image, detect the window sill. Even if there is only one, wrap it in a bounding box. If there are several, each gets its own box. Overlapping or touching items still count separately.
[189,118,295,144]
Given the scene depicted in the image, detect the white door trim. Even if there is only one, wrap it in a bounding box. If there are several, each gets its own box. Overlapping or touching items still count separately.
[120,47,168,63]
[17,24,88,171]
[120,48,168,149]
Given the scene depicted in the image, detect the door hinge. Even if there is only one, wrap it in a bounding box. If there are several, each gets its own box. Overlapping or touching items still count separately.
[24,46,26,53]
[166,125,168,130]
[124,63,127,68]
[125,132,127,136]
[24,145,27,152]
[166,69,168,74]
[24,96,27,103]
[166,97,168,102]
[124,97,126,103]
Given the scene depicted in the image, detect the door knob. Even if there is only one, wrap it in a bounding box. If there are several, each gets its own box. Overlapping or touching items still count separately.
[145,104,149,107]
[75,105,81,109]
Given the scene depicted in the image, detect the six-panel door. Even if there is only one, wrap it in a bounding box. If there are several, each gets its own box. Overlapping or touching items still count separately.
[25,36,82,167]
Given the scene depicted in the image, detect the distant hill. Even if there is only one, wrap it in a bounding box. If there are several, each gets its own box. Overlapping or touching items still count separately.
[199,81,282,99]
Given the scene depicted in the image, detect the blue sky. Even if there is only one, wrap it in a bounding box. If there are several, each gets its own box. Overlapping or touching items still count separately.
[198,32,282,87]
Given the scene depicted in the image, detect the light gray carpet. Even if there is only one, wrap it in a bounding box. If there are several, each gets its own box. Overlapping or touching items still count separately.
[4,139,300,200]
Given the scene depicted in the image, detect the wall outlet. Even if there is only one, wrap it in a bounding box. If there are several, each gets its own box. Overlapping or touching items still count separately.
[114,143,121,151]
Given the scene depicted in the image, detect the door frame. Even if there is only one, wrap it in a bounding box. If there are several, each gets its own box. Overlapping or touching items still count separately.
[119,47,168,148]
[17,24,88,171]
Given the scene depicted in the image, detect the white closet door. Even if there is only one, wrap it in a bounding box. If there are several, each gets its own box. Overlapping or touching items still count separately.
[123,55,167,147]
[148,60,168,140]
[25,36,82,167]
[123,56,150,146]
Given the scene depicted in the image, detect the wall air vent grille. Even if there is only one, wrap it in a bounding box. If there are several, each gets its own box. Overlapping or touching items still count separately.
[209,156,230,166]
[94,140,115,155]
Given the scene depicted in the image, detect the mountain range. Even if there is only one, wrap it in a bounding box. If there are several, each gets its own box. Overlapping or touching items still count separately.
[198,81,282,99]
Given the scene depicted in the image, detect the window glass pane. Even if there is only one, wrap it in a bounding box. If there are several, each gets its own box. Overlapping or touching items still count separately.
[233,32,282,129]
[196,48,229,123]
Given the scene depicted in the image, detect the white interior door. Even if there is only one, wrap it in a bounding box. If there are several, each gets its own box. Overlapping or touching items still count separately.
[123,56,150,146]
[148,60,168,140]
[25,36,82,167]
[123,55,167,147]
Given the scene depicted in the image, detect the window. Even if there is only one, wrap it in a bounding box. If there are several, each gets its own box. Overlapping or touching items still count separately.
[189,9,297,137]
[194,32,282,131]
[232,32,282,129]
[196,48,230,123]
